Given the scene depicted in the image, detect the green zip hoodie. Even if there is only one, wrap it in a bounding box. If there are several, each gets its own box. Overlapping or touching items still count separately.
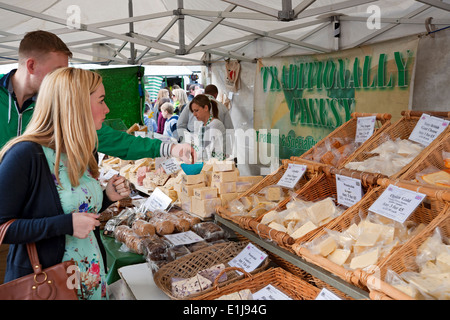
[0,71,169,160]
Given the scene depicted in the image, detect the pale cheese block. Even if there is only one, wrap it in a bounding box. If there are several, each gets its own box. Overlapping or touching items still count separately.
[436,252,450,272]
[355,229,382,247]
[236,181,253,193]
[181,182,206,197]
[119,164,134,179]
[213,160,236,172]
[211,181,236,194]
[211,169,239,183]
[268,221,287,233]
[392,283,420,299]
[219,192,238,206]
[182,172,206,185]
[193,187,218,200]
[315,237,337,257]
[350,248,379,269]
[260,210,279,225]
[307,198,336,225]
[327,249,351,266]
[191,197,222,218]
[265,186,283,202]
[237,175,263,185]
[290,221,317,240]
[345,223,360,239]
[284,208,308,221]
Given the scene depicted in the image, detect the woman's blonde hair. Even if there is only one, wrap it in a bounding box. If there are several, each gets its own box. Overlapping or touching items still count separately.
[0,67,102,187]
[172,88,188,106]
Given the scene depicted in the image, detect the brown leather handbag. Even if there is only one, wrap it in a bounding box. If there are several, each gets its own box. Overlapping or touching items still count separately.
[0,219,79,300]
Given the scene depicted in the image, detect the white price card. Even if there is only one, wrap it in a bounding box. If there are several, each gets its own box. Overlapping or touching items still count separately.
[252,284,293,300]
[277,163,307,189]
[163,231,204,246]
[355,116,376,143]
[101,169,120,180]
[315,288,342,300]
[336,174,363,207]
[368,184,426,223]
[409,113,449,146]
[161,158,181,175]
[143,187,173,212]
[134,131,146,138]
[228,243,268,274]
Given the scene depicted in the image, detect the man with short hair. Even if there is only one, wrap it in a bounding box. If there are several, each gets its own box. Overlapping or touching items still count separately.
[0,30,194,162]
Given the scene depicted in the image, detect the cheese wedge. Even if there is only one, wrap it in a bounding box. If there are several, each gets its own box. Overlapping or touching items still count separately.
[290,221,317,240]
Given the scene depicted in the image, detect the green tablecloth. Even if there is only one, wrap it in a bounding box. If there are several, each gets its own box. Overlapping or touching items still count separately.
[101,234,146,284]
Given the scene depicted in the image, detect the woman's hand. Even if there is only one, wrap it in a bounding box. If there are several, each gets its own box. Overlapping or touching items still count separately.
[72,212,100,239]
[105,175,131,202]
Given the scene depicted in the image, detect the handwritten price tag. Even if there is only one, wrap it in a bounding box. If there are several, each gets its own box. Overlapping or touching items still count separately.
[277,164,307,189]
[355,116,376,143]
[161,158,181,175]
[368,185,426,223]
[143,187,173,212]
[336,174,363,207]
[409,113,449,146]
[228,243,268,274]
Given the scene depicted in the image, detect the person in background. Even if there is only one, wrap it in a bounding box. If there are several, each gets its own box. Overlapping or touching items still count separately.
[156,97,170,135]
[172,88,189,115]
[143,104,157,133]
[177,84,233,144]
[190,94,226,161]
[0,67,131,300]
[161,102,179,140]
[187,84,197,102]
[151,88,169,130]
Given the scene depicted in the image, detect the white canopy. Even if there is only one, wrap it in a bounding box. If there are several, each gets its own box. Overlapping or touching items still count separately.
[0,0,448,66]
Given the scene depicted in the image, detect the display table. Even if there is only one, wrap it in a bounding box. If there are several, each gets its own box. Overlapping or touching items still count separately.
[117,263,170,300]
[101,234,146,285]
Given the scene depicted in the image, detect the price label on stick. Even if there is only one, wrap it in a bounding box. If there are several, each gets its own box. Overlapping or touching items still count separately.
[409,113,449,146]
[277,164,307,189]
[161,158,181,175]
[228,243,268,274]
[355,116,376,143]
[368,185,426,223]
[143,187,173,212]
[336,174,363,207]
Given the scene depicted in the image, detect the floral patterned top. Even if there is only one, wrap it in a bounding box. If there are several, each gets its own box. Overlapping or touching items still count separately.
[42,146,107,300]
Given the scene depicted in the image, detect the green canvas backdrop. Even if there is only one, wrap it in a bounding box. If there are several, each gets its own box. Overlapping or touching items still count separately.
[91,66,144,129]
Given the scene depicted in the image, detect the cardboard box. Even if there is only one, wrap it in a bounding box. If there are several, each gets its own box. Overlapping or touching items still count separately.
[191,197,222,218]
[211,181,236,194]
[181,182,206,197]
[193,187,218,200]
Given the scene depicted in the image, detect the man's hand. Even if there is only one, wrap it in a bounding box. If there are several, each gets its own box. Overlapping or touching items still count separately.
[170,143,197,164]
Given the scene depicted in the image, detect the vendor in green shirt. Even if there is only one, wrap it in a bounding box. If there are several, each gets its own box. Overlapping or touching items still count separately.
[0,30,196,163]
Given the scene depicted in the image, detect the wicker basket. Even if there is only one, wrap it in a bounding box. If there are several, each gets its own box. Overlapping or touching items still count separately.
[292,112,392,169]
[193,267,322,300]
[291,184,448,293]
[368,206,450,300]
[249,168,382,252]
[340,110,450,180]
[398,129,450,189]
[215,159,320,234]
[152,241,270,300]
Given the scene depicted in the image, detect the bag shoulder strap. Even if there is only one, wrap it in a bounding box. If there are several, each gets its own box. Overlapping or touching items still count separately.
[0,219,42,274]
[0,219,16,245]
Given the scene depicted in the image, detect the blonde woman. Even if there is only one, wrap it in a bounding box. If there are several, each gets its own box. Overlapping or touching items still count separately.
[0,67,130,300]
[172,88,189,115]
